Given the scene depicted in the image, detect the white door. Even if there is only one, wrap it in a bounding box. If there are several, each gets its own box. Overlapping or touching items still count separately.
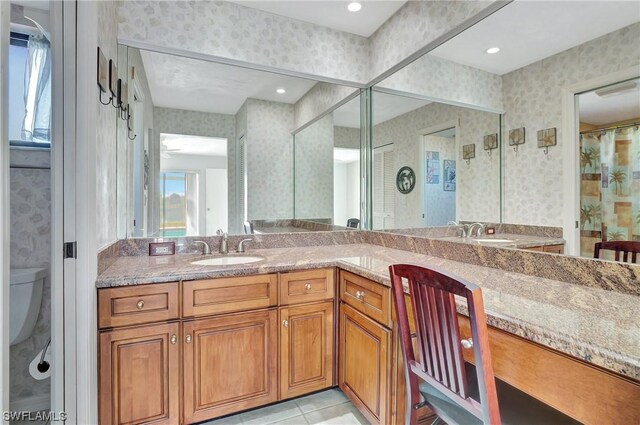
[373,144,395,229]
[206,168,228,234]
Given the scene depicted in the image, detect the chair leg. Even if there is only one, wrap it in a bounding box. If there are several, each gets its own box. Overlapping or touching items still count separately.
[430,418,444,425]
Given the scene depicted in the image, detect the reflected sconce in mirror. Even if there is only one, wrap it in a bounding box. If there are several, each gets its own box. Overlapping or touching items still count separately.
[127,106,136,140]
[462,144,475,165]
[537,128,557,155]
[509,127,525,152]
[118,81,129,120]
[483,133,498,156]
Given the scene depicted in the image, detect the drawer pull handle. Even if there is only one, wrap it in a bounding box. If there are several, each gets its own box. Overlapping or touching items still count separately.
[136,300,145,310]
[170,334,177,345]
[282,320,289,328]
[185,334,192,344]
[355,291,365,301]
[304,283,312,291]
[461,338,473,349]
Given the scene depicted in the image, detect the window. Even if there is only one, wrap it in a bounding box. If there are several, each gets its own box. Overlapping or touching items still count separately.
[9,31,52,148]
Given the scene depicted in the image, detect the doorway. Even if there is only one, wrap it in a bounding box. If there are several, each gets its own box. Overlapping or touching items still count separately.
[576,78,640,258]
[421,127,457,227]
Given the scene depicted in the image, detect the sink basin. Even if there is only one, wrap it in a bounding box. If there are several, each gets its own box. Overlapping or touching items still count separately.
[191,256,265,266]
[474,238,515,243]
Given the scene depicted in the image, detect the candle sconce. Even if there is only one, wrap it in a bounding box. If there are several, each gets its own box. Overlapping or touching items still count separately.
[462,144,475,165]
[537,128,557,155]
[483,133,498,157]
[509,127,525,152]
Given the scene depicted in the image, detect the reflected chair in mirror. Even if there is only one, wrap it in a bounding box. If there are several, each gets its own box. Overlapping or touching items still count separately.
[389,264,581,425]
[594,241,640,263]
[346,218,360,228]
[243,221,254,235]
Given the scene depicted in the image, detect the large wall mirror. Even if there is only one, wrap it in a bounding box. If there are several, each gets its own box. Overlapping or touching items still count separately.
[376,1,640,258]
[116,45,361,238]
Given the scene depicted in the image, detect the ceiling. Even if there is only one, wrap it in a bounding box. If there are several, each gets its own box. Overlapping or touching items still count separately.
[140,50,318,115]
[579,79,640,126]
[333,91,429,128]
[430,1,640,75]
[229,1,406,37]
[160,133,228,157]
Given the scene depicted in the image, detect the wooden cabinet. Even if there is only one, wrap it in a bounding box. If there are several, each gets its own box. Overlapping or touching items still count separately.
[340,270,391,327]
[99,322,180,425]
[280,301,334,399]
[279,268,334,305]
[182,309,278,424]
[524,244,565,254]
[339,303,390,425]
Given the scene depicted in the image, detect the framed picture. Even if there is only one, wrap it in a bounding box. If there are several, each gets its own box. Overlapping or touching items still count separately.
[462,144,475,160]
[425,151,440,184]
[443,160,456,191]
[537,128,557,148]
[396,166,416,194]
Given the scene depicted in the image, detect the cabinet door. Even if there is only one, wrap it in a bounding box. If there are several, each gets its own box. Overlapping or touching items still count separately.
[99,323,179,425]
[280,301,334,399]
[183,309,278,424]
[339,303,390,425]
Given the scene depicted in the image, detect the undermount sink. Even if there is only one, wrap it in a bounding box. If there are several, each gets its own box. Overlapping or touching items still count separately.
[474,238,515,243]
[191,256,265,266]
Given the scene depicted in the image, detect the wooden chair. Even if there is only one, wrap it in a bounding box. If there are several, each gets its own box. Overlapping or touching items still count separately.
[389,264,581,425]
[594,240,640,263]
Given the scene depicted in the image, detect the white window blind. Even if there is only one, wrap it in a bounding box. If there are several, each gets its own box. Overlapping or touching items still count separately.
[373,145,395,229]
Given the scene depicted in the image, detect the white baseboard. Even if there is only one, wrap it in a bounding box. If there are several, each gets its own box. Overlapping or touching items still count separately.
[10,393,50,412]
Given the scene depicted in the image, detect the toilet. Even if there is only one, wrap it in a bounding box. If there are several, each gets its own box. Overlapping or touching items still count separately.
[10,268,46,346]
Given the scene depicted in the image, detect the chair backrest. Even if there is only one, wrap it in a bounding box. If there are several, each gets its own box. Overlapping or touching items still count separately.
[389,264,500,425]
[243,221,254,235]
[346,218,360,228]
[594,241,640,263]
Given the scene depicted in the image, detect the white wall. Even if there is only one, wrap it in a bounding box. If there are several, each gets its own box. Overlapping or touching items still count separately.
[333,159,360,226]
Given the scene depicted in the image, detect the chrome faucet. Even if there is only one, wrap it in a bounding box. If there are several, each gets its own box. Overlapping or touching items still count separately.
[447,221,469,238]
[216,229,229,254]
[194,240,211,255]
[468,222,486,238]
[236,238,252,253]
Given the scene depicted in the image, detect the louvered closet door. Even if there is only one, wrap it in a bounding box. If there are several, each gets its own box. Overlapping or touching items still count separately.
[373,145,395,230]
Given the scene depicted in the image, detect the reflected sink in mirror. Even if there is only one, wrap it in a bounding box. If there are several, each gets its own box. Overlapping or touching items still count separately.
[191,256,265,266]
[473,238,515,243]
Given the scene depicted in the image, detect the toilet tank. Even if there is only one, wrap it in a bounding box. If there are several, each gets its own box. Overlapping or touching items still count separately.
[10,268,46,346]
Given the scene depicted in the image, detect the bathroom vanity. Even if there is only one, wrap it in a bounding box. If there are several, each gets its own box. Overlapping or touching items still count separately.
[96,244,640,425]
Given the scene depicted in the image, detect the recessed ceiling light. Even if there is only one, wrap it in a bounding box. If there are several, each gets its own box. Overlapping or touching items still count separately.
[347,2,362,12]
[276,88,286,94]
[486,47,500,54]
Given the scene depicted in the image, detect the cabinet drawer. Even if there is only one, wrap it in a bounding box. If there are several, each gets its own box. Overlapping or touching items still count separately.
[339,271,391,327]
[98,282,179,329]
[279,268,334,305]
[543,244,564,254]
[183,274,278,317]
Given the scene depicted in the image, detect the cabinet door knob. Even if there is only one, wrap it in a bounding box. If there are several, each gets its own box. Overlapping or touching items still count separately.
[355,291,365,301]
[136,300,145,310]
[461,338,473,349]
[170,334,177,345]
[304,283,312,291]
[185,334,192,344]
[282,320,289,328]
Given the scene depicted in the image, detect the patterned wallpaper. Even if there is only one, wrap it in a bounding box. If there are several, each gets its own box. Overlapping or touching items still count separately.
[295,114,334,220]
[373,102,501,229]
[334,126,360,149]
[118,1,370,84]
[245,99,295,220]
[96,0,121,249]
[153,107,238,233]
[377,53,504,112]
[368,0,495,78]
[502,22,640,227]
[294,83,359,130]
[9,149,51,403]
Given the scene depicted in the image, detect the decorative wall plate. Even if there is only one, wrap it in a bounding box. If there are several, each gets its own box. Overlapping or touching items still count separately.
[396,166,416,194]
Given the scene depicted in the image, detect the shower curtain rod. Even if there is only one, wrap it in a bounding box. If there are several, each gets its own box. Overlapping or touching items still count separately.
[580,121,640,134]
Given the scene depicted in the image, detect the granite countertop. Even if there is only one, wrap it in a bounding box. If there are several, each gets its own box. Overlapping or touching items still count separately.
[96,243,640,381]
[437,233,566,249]
[254,226,311,234]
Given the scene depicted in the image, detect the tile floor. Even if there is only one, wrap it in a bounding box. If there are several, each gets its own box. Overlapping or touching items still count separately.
[202,389,371,425]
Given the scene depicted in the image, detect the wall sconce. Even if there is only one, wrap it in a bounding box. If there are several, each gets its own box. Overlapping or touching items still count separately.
[117,80,129,120]
[509,127,525,152]
[537,128,557,155]
[483,133,498,157]
[97,47,111,105]
[462,144,475,165]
